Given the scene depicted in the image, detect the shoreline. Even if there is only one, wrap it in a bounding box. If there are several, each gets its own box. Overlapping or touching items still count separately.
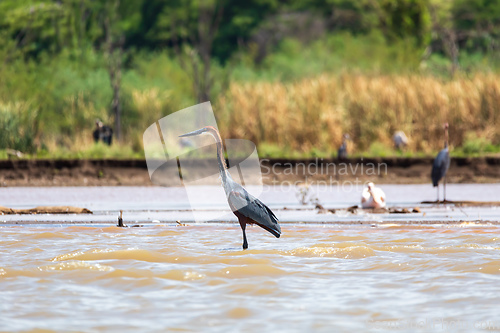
[0,157,499,186]
[1,220,499,226]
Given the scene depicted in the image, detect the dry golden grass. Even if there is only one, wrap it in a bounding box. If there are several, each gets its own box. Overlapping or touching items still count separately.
[5,75,498,158]
[216,73,500,154]
[130,88,171,131]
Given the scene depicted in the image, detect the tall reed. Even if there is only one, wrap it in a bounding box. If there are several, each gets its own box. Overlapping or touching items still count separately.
[216,73,500,155]
[0,101,38,152]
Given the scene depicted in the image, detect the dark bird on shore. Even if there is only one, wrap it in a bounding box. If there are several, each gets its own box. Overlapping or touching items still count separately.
[117,210,127,227]
[93,119,113,146]
[338,134,350,160]
[179,126,281,249]
[431,123,451,202]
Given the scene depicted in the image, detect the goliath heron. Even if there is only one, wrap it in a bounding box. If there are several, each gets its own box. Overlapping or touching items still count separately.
[179,126,281,249]
[361,182,386,209]
[431,123,451,202]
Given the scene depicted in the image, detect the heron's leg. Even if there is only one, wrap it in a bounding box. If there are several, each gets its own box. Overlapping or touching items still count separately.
[444,175,447,203]
[437,185,439,204]
[242,228,248,250]
[239,218,248,250]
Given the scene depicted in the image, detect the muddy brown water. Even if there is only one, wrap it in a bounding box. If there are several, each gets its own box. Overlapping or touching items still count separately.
[1,185,500,332]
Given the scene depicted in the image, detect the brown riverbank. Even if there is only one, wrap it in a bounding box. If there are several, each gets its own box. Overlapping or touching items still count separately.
[0,157,499,186]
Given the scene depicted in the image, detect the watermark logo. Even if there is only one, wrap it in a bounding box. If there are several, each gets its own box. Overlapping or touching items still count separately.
[143,102,263,221]
[259,158,388,196]
[143,102,389,218]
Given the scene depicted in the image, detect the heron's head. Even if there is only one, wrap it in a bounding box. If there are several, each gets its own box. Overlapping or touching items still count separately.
[443,123,449,129]
[343,134,351,140]
[367,182,375,191]
[179,126,219,137]
[179,127,208,138]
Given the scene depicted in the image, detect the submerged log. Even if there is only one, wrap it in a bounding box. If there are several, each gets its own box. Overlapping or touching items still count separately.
[0,206,92,214]
[421,200,500,207]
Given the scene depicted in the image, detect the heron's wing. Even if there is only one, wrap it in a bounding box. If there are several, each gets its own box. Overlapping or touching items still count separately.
[228,186,281,238]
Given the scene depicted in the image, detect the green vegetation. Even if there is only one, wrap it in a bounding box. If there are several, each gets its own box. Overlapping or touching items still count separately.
[0,0,499,159]
[454,133,500,157]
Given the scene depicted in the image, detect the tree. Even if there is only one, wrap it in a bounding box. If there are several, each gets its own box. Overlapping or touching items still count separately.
[0,1,72,64]
[135,0,280,102]
[429,0,460,76]
[102,0,125,141]
[157,0,224,103]
[380,0,431,47]
[453,0,500,55]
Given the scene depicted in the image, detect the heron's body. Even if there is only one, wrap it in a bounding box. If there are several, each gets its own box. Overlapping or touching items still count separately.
[180,126,281,249]
[431,147,450,201]
[431,124,451,202]
[361,183,386,209]
[431,147,450,187]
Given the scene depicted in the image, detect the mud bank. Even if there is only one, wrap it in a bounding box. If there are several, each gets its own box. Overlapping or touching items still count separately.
[0,157,498,186]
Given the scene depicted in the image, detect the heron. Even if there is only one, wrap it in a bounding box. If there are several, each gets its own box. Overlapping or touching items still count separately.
[179,126,281,249]
[338,134,350,160]
[431,123,451,203]
[393,131,409,150]
[361,182,386,209]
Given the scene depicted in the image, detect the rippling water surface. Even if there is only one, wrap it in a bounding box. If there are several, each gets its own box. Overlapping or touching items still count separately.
[1,224,500,332]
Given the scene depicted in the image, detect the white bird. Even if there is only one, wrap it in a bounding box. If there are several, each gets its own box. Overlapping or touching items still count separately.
[361,182,386,209]
[393,131,409,150]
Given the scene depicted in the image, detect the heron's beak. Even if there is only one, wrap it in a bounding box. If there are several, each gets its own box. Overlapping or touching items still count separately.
[179,128,206,137]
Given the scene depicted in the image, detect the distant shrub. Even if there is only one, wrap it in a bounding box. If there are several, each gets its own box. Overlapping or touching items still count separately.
[367,141,392,157]
[462,133,493,155]
[0,101,38,153]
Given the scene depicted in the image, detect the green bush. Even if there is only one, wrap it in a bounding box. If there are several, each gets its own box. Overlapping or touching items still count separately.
[461,133,498,155]
[0,101,38,152]
[367,141,393,157]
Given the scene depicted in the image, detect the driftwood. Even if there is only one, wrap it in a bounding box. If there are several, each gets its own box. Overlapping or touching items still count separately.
[362,207,421,214]
[316,204,336,214]
[389,207,421,214]
[316,205,422,214]
[0,206,92,214]
[421,200,500,207]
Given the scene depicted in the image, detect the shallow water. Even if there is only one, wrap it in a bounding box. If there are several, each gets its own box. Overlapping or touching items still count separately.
[1,184,500,224]
[1,185,500,332]
[1,224,500,332]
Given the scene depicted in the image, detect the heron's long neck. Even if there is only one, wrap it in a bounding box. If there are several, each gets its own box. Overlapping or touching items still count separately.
[444,128,449,148]
[210,129,229,183]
